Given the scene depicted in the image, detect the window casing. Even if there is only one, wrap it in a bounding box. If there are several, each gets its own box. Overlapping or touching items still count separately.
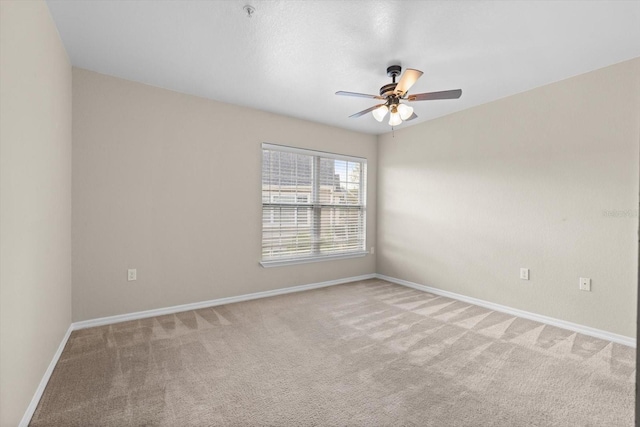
[261,143,367,266]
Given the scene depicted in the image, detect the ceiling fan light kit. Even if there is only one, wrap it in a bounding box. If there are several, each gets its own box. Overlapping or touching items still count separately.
[397,103,414,120]
[372,105,388,122]
[389,108,402,126]
[336,65,462,127]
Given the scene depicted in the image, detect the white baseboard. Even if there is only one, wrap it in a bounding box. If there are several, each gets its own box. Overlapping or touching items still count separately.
[19,271,634,425]
[376,274,636,348]
[73,274,377,330]
[19,324,74,427]
[20,273,376,425]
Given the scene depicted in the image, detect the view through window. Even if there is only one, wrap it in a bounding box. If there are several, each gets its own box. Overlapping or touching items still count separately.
[261,143,367,264]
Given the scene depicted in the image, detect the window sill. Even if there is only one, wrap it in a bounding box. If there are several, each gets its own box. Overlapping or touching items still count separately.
[260,251,369,268]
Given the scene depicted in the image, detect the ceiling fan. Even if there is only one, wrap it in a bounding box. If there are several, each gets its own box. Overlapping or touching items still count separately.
[336,65,462,126]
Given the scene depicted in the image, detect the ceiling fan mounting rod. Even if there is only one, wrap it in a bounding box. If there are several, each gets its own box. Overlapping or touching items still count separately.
[380,65,403,96]
[386,65,402,83]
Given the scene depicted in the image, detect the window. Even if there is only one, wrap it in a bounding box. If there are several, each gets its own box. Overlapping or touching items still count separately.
[261,143,367,266]
[269,194,310,226]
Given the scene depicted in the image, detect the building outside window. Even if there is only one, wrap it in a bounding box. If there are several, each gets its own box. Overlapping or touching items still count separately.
[261,143,367,266]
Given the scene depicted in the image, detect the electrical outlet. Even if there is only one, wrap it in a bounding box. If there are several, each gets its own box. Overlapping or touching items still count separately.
[520,268,529,280]
[579,277,591,291]
[128,269,137,281]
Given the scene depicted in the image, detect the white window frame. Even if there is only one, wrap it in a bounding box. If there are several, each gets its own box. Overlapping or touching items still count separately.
[260,143,368,267]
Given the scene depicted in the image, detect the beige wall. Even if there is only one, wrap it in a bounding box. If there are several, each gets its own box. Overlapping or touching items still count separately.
[1,3,636,422]
[378,58,640,338]
[72,69,377,322]
[0,1,72,425]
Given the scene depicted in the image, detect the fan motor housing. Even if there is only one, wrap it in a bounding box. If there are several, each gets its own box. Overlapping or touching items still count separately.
[380,83,397,97]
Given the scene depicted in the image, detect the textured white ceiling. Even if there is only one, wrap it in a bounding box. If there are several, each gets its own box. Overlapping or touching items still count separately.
[46,0,640,135]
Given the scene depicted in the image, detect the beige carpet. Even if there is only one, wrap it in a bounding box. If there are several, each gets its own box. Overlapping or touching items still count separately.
[31,279,635,426]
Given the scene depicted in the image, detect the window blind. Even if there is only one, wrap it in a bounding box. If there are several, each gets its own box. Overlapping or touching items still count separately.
[261,143,367,264]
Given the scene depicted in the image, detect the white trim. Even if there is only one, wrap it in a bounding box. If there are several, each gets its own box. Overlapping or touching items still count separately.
[262,142,366,163]
[376,274,636,348]
[20,274,376,425]
[21,271,634,426]
[260,251,368,268]
[19,324,74,427]
[73,274,377,330]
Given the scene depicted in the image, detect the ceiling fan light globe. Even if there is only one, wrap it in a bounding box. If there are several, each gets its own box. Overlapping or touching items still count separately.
[372,105,388,122]
[388,112,402,126]
[397,103,414,121]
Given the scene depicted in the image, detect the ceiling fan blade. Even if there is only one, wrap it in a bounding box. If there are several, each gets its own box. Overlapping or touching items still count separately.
[394,69,423,96]
[349,104,385,118]
[405,112,418,121]
[336,91,384,100]
[408,89,462,101]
